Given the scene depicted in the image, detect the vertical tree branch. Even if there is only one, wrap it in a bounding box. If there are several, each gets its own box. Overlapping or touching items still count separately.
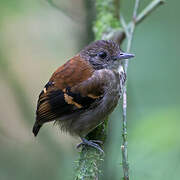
[121,1,140,179]
[120,1,164,179]
[74,0,164,179]
[74,0,121,179]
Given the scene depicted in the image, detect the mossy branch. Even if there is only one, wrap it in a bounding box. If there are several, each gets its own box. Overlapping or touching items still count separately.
[73,0,164,179]
[93,0,122,41]
[74,1,121,179]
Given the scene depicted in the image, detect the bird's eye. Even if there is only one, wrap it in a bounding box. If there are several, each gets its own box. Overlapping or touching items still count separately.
[98,51,107,59]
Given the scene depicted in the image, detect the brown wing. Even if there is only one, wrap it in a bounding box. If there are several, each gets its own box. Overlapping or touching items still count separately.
[49,55,94,89]
[34,56,104,131]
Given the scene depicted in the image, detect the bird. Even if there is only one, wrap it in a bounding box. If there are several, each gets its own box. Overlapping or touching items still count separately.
[32,40,134,152]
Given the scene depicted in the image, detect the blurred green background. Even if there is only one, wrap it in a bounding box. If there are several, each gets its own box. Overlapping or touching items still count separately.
[0,0,179,179]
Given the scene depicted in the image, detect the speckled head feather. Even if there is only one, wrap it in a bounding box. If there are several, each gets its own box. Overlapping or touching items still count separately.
[79,40,124,70]
[80,40,120,56]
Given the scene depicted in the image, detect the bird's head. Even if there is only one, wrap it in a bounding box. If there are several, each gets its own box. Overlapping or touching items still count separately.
[80,40,134,70]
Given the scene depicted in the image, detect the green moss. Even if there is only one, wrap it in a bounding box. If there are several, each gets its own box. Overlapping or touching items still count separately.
[74,148,104,180]
[74,0,123,179]
[94,0,122,40]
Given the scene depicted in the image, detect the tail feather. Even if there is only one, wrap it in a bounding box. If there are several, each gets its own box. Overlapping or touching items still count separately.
[32,123,42,137]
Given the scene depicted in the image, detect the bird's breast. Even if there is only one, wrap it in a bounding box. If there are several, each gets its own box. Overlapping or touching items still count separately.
[71,69,126,136]
[99,69,122,113]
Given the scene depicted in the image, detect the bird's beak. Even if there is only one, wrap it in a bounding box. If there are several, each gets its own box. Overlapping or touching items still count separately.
[116,52,135,60]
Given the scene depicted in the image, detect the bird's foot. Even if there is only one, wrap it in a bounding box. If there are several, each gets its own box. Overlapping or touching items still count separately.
[77,138,104,153]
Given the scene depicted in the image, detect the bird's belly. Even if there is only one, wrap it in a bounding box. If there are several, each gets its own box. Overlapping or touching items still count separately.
[70,89,120,136]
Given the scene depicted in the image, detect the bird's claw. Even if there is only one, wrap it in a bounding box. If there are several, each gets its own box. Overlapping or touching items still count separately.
[76,138,104,154]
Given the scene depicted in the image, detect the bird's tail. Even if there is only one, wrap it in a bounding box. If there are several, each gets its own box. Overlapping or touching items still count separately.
[32,122,42,137]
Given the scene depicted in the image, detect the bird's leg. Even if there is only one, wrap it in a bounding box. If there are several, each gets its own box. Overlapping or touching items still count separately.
[77,137,104,153]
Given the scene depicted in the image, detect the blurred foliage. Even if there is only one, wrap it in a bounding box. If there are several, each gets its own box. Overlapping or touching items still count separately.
[0,0,179,180]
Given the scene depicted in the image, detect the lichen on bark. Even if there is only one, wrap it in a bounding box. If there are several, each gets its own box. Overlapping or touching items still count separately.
[74,0,121,179]
[93,0,122,40]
